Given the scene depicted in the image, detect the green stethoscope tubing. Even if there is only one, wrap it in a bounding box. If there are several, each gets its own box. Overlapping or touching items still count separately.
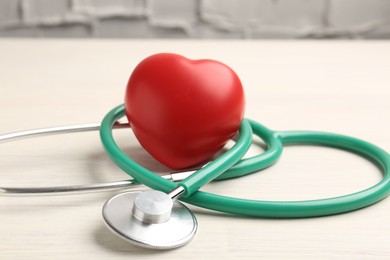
[100,104,390,218]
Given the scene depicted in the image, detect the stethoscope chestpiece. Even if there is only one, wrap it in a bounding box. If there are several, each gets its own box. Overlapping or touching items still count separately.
[102,191,198,250]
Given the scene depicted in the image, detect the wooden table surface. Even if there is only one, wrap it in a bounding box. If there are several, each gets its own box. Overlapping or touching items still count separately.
[0,40,389,259]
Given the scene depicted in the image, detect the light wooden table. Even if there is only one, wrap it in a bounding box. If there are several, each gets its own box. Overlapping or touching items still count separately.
[0,40,389,259]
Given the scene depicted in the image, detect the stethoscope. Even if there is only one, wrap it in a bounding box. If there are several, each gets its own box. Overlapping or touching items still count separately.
[2,103,390,249]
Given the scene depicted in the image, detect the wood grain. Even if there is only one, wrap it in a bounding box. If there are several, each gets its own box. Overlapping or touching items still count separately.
[0,40,389,259]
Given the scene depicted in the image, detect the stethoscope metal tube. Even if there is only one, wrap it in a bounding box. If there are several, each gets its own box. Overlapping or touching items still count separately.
[0,173,196,196]
[0,123,197,196]
[0,123,107,142]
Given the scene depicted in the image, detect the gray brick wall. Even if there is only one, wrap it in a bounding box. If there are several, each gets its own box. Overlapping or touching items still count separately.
[0,0,389,39]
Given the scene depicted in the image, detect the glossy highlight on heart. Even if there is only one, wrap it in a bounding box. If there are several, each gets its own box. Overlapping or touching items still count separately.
[125,53,245,169]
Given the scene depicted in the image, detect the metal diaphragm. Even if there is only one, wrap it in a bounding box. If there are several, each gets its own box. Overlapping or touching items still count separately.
[102,191,198,249]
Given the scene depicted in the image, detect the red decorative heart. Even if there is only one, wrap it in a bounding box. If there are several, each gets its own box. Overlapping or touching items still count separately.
[125,53,245,169]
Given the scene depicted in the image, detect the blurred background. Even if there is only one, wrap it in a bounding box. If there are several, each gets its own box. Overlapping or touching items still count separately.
[0,0,389,39]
